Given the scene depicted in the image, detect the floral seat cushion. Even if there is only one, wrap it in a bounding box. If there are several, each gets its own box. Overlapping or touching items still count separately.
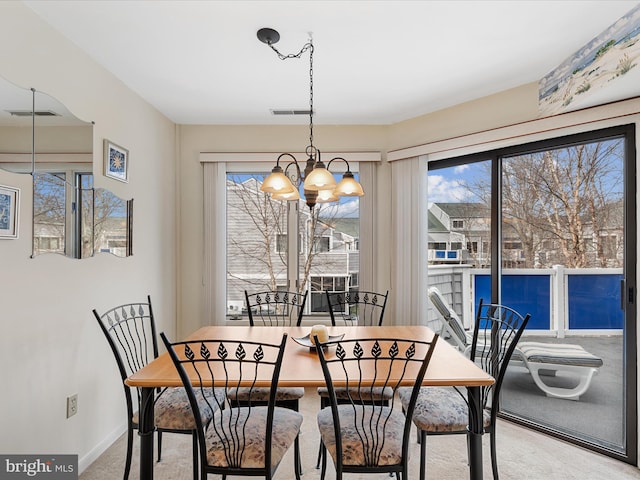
[227,386,304,402]
[316,386,394,401]
[317,404,405,466]
[398,386,490,433]
[206,406,303,469]
[133,386,224,430]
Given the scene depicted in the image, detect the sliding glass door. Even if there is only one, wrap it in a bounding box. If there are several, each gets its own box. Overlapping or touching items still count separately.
[427,124,636,463]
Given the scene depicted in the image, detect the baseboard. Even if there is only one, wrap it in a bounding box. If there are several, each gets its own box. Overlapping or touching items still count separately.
[78,423,127,474]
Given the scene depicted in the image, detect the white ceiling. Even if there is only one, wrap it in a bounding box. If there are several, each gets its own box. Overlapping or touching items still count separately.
[23,0,640,126]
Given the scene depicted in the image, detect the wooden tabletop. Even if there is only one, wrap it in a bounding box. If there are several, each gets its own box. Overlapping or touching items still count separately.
[126,325,493,389]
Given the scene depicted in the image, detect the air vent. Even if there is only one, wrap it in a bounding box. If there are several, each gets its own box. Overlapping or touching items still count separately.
[7,110,60,117]
[270,109,313,116]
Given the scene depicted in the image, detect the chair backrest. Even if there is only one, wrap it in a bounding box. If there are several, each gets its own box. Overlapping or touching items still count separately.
[316,335,439,471]
[160,332,287,473]
[428,286,468,350]
[92,296,157,418]
[325,290,388,326]
[471,299,530,418]
[245,290,308,326]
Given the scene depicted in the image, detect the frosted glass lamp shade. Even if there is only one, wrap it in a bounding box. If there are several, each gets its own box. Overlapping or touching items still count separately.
[303,165,337,191]
[315,188,339,203]
[261,167,296,194]
[334,172,364,197]
[272,188,300,201]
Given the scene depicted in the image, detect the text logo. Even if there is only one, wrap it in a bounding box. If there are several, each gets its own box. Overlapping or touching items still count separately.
[0,455,77,479]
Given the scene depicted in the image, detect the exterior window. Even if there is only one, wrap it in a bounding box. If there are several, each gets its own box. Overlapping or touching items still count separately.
[452,219,464,229]
[313,236,330,252]
[276,234,287,253]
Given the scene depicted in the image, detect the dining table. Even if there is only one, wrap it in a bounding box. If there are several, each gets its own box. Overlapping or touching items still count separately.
[126,324,494,480]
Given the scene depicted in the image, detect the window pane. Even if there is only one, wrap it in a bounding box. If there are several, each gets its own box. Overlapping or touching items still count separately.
[427,161,491,268]
[33,172,66,255]
[226,173,288,316]
[500,137,626,453]
[226,170,360,317]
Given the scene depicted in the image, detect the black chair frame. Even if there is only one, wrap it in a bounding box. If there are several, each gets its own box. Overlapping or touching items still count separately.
[245,290,308,327]
[315,335,439,480]
[93,296,200,480]
[411,299,530,480]
[325,290,388,326]
[160,332,301,480]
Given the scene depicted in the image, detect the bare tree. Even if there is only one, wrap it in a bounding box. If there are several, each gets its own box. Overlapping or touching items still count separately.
[464,139,623,268]
[226,175,354,305]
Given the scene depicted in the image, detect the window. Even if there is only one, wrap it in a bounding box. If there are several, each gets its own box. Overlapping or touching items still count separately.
[313,236,330,253]
[33,170,94,258]
[276,233,287,253]
[310,276,349,312]
[452,219,464,229]
[225,167,360,317]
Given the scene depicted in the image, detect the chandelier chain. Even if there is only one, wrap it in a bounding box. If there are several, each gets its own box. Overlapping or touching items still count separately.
[267,41,315,152]
[308,43,314,150]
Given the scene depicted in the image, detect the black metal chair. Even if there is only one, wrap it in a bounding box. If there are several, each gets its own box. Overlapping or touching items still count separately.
[245,290,308,327]
[93,296,222,480]
[398,299,530,480]
[326,290,388,326]
[315,335,439,480]
[160,332,303,480]
[316,289,390,468]
[226,290,307,477]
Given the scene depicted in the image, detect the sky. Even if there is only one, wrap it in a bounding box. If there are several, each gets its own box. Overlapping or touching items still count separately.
[427,163,487,203]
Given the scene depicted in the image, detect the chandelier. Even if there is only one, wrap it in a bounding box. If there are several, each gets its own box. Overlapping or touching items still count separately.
[257,27,364,210]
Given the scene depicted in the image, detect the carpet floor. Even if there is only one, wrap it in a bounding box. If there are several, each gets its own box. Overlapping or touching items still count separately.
[80,387,639,480]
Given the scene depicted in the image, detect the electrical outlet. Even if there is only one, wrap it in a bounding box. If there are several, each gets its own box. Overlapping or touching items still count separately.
[66,394,78,418]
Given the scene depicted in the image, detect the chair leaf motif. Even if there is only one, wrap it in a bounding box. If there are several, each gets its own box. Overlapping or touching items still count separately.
[389,341,399,359]
[254,345,264,362]
[336,343,346,360]
[200,343,211,360]
[353,342,364,359]
[372,340,382,358]
[184,344,195,361]
[405,342,415,359]
[217,343,228,359]
[235,344,246,361]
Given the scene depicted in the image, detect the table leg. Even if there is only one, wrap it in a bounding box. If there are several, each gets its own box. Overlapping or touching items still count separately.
[139,387,155,480]
[467,386,483,480]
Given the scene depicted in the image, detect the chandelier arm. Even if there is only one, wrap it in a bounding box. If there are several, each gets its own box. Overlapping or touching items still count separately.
[326,157,352,172]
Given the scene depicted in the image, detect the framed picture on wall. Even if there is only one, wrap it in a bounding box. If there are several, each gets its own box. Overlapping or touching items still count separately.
[104,139,129,183]
[0,184,20,239]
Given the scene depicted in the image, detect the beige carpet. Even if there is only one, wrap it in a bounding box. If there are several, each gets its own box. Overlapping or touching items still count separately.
[81,388,639,479]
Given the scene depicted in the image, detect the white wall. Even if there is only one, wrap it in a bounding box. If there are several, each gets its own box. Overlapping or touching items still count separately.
[0,2,177,471]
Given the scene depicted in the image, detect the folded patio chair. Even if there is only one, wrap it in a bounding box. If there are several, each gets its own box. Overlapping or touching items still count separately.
[427,286,604,401]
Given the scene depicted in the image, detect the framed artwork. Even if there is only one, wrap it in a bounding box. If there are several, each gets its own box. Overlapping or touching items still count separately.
[104,139,129,183]
[0,184,20,239]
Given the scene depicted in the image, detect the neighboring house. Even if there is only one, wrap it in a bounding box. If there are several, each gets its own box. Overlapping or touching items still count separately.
[428,202,490,266]
[429,201,624,268]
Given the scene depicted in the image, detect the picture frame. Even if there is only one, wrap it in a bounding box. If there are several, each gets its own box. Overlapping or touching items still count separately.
[0,184,20,239]
[104,139,129,183]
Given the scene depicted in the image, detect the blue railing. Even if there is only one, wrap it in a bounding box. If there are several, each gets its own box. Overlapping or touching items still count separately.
[473,270,623,330]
